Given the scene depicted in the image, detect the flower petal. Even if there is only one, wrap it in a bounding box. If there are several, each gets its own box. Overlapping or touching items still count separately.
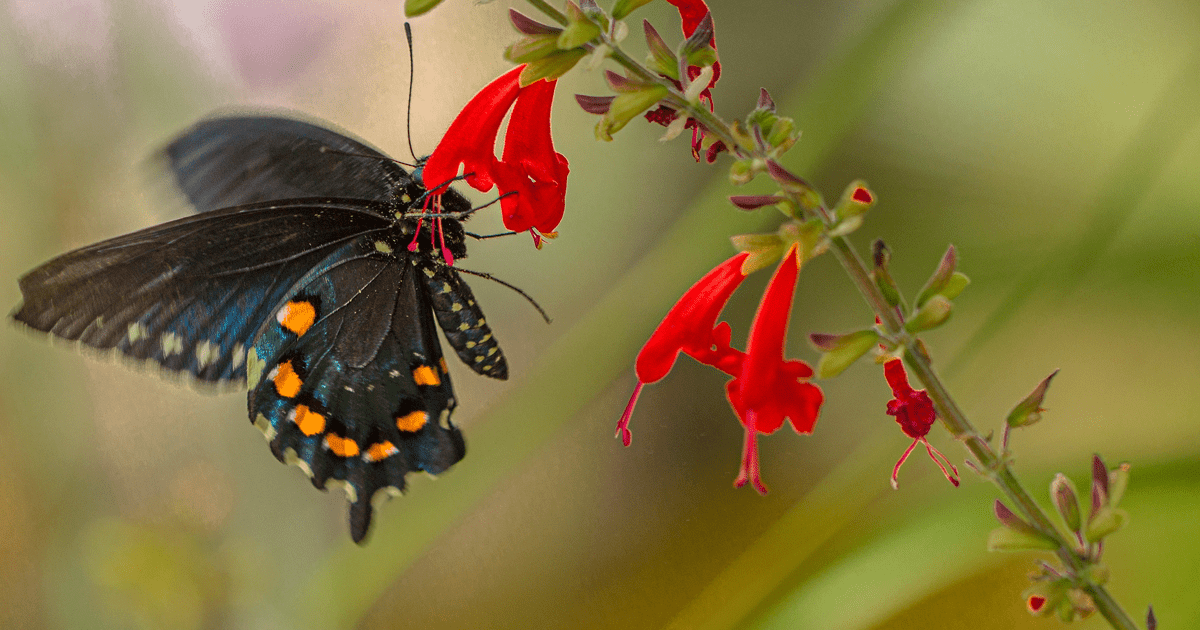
[423,65,524,195]
[726,245,823,436]
[634,252,750,384]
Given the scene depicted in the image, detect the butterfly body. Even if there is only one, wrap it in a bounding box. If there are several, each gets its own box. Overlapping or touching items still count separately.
[13,116,507,542]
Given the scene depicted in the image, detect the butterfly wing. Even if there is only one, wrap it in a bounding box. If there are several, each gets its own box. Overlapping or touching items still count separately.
[164,115,417,213]
[13,200,394,383]
[248,236,463,542]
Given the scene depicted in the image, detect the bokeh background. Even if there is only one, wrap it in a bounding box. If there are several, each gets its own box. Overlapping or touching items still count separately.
[2,0,1199,628]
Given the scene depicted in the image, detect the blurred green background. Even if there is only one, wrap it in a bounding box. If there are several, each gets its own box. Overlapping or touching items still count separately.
[2,0,1198,628]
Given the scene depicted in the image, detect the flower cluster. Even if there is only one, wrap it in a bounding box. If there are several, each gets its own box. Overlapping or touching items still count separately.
[642,0,725,162]
[423,64,569,248]
[619,245,824,494]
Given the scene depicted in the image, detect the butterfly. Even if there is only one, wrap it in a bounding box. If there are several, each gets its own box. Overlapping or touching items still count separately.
[12,115,510,543]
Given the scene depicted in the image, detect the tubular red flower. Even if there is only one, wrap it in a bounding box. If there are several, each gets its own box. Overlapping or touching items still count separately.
[617,252,750,446]
[884,358,959,488]
[423,64,568,240]
[726,245,823,494]
[619,246,824,496]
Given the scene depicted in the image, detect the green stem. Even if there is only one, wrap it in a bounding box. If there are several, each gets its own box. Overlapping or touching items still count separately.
[521,1,1143,626]
[580,15,1140,630]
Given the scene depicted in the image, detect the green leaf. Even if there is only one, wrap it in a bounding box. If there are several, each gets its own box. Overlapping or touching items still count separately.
[404,0,444,17]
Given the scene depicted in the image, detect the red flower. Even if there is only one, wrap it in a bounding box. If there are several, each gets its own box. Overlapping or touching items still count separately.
[619,245,823,494]
[424,64,569,244]
[725,245,823,493]
[644,0,723,161]
[884,358,959,489]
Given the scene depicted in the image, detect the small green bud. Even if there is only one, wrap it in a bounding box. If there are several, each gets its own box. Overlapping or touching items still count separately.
[520,49,587,83]
[643,20,679,80]
[728,159,756,186]
[1006,370,1058,428]
[1107,463,1130,507]
[1023,580,1070,617]
[404,0,444,17]
[730,233,784,274]
[1085,506,1129,542]
[904,295,952,333]
[1051,473,1082,533]
[506,34,563,64]
[832,180,875,220]
[596,85,669,140]
[915,245,961,308]
[611,0,653,20]
[1066,589,1097,619]
[558,2,601,49]
[766,116,798,153]
[811,330,879,378]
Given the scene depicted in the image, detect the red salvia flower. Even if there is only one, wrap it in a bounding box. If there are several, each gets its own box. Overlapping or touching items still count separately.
[883,358,959,488]
[725,245,823,494]
[424,64,569,245]
[618,251,751,446]
[619,245,823,494]
[644,0,723,161]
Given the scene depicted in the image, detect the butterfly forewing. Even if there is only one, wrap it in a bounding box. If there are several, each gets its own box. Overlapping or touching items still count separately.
[165,116,419,213]
[14,201,393,383]
[248,236,464,542]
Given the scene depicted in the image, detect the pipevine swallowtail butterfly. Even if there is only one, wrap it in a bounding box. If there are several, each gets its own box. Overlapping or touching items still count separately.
[12,115,511,543]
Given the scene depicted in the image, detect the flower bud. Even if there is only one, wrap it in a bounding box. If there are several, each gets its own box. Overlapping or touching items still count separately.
[1023,580,1069,616]
[596,85,669,141]
[1051,473,1082,533]
[404,0,444,17]
[730,233,784,275]
[766,117,797,152]
[915,245,968,308]
[1006,370,1058,428]
[872,240,904,309]
[1085,506,1129,543]
[521,49,587,83]
[506,34,563,64]
[811,329,879,378]
[1108,463,1130,507]
[509,9,562,36]
[558,2,602,49]
[832,180,875,220]
[612,0,654,20]
[643,21,679,80]
[904,295,952,333]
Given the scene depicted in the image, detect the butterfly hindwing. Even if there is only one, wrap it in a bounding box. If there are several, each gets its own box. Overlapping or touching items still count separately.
[248,235,464,543]
[14,201,393,383]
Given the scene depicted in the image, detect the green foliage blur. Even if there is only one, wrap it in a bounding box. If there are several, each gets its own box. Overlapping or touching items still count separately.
[1,1,1198,629]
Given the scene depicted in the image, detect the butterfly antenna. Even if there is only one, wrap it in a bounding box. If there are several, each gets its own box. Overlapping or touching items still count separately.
[404,22,418,163]
[454,267,552,324]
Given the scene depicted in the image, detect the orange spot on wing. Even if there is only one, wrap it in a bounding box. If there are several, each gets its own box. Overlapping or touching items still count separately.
[439,358,449,374]
[292,405,326,436]
[365,441,398,462]
[412,365,440,386]
[325,434,360,458]
[396,410,428,433]
[279,300,317,336]
[274,361,302,398]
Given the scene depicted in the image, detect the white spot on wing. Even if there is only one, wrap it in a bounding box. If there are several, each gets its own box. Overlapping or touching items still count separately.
[195,340,219,368]
[161,332,183,356]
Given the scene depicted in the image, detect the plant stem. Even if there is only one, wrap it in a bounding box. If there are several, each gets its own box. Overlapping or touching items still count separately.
[593,15,1138,630]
